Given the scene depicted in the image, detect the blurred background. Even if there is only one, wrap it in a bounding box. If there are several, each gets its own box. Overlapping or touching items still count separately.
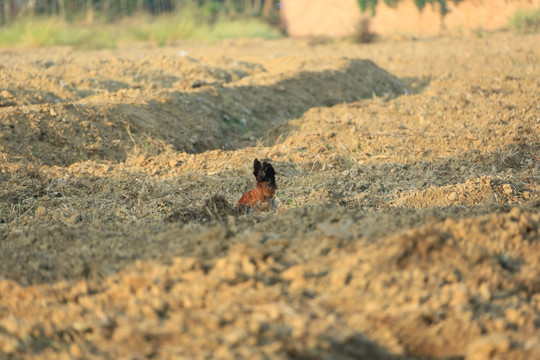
[0,0,283,47]
[0,0,539,48]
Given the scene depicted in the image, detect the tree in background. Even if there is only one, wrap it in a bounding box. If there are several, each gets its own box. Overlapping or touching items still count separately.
[0,0,280,25]
[357,0,464,17]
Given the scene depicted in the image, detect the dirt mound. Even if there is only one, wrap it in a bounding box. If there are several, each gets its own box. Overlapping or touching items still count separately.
[1,33,539,359]
[392,176,535,209]
[1,51,402,166]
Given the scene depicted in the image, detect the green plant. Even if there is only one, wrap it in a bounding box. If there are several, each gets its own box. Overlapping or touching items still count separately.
[509,8,540,33]
[276,192,295,207]
[357,0,379,15]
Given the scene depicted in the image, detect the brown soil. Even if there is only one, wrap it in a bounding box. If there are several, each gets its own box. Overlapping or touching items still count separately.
[1,33,539,359]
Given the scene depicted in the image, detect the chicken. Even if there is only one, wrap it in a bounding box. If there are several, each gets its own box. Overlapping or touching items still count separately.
[237,159,277,209]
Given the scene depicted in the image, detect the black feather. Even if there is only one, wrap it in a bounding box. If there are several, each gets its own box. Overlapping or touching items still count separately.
[253,159,276,188]
[253,159,262,178]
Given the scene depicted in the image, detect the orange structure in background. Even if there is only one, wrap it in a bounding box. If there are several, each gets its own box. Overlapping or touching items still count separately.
[280,0,540,38]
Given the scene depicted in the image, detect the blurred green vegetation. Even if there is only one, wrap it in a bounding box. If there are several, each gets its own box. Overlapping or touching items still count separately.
[0,0,282,48]
[357,0,464,16]
[509,8,540,34]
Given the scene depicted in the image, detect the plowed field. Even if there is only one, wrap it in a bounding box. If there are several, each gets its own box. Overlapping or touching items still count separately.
[1,33,539,359]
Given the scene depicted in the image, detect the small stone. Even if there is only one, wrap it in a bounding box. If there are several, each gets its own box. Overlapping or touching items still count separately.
[509,206,521,219]
[112,325,133,342]
[466,334,510,360]
[241,255,256,276]
[72,321,93,332]
[0,315,20,334]
[69,343,83,357]
[0,333,19,353]
[223,330,246,345]
[50,108,58,116]
[505,308,521,324]
[0,90,13,98]
[502,183,513,195]
[35,205,47,217]
[478,283,491,302]
[493,318,506,331]
[447,192,458,201]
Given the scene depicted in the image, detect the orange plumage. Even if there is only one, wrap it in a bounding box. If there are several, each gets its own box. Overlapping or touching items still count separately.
[237,159,277,209]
